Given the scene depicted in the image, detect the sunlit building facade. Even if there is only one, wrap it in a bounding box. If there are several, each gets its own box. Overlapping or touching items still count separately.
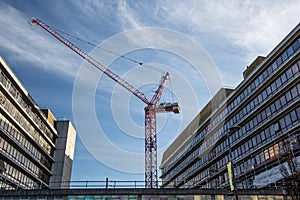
[160,23,300,189]
[0,57,76,189]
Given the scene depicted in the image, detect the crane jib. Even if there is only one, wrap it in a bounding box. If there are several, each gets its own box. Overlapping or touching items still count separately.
[31,18,180,188]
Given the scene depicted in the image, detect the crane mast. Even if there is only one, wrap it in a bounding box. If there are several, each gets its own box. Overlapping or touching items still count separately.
[31,18,180,188]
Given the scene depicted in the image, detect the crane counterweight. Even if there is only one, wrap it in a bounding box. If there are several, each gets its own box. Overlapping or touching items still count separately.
[31,18,180,188]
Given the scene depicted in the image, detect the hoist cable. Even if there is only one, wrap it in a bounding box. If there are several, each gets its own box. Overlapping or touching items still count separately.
[53,28,165,73]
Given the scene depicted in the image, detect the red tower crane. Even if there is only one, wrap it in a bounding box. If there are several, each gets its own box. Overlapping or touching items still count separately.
[31,18,180,188]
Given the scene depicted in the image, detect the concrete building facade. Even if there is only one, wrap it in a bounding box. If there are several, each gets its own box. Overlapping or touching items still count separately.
[160,23,300,189]
[0,56,76,189]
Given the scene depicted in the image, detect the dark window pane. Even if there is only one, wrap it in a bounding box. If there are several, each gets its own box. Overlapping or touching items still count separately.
[290,110,298,123]
[261,131,266,141]
[276,77,282,88]
[253,116,258,125]
[291,86,298,99]
[280,72,287,83]
[263,70,268,79]
[266,86,272,96]
[275,99,282,110]
[259,74,264,84]
[281,51,288,62]
[256,134,262,144]
[257,113,262,124]
[286,68,293,80]
[286,46,294,57]
[292,62,299,74]
[296,83,300,94]
[262,90,267,99]
[292,39,300,51]
[280,95,287,106]
[251,82,256,90]
[253,97,258,106]
[265,127,271,138]
[271,81,277,92]
[279,118,286,130]
[276,56,283,66]
[255,78,260,88]
[258,93,263,103]
[286,90,292,102]
[284,114,292,128]
[266,107,271,118]
[270,103,276,114]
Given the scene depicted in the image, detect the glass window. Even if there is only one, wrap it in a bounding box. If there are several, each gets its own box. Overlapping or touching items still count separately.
[261,131,266,141]
[280,95,287,106]
[271,81,277,92]
[284,114,292,128]
[281,51,288,62]
[262,71,268,80]
[258,74,264,84]
[292,39,300,51]
[267,65,273,75]
[255,78,260,88]
[265,127,271,138]
[276,77,282,88]
[290,110,298,123]
[275,99,282,110]
[291,86,298,99]
[279,117,287,130]
[270,103,276,114]
[280,72,287,84]
[286,68,293,80]
[276,56,283,66]
[256,134,262,145]
[274,122,281,133]
[262,90,267,99]
[286,90,292,102]
[269,146,275,158]
[250,82,256,90]
[286,46,294,57]
[257,113,262,124]
[257,93,263,103]
[253,97,258,106]
[264,149,270,160]
[296,107,300,119]
[266,86,272,96]
[252,136,257,147]
[292,62,299,74]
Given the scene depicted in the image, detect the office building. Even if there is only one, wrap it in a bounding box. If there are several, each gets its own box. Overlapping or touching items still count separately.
[0,56,76,189]
[160,23,300,189]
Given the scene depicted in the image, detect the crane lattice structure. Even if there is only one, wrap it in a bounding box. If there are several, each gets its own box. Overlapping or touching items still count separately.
[31,18,180,188]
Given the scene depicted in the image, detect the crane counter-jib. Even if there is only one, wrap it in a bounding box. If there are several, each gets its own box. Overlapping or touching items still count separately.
[30,18,180,188]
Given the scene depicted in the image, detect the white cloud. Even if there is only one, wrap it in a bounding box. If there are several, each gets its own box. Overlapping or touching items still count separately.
[150,0,300,60]
[0,2,81,78]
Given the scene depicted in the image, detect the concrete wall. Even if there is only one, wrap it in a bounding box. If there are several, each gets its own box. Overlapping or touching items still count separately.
[50,120,76,188]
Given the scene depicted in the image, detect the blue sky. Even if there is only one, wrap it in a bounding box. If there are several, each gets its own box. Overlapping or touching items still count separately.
[0,0,299,183]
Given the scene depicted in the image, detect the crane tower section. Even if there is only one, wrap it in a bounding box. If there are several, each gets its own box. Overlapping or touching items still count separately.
[30,18,180,188]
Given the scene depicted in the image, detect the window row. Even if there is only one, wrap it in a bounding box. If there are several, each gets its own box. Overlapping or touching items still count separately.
[225,37,300,119]
[162,37,300,177]
[0,113,52,170]
[0,136,50,183]
[164,101,300,186]
[1,161,35,189]
[0,70,55,142]
[230,82,300,151]
[0,92,52,154]
[185,131,300,189]
[230,60,300,129]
